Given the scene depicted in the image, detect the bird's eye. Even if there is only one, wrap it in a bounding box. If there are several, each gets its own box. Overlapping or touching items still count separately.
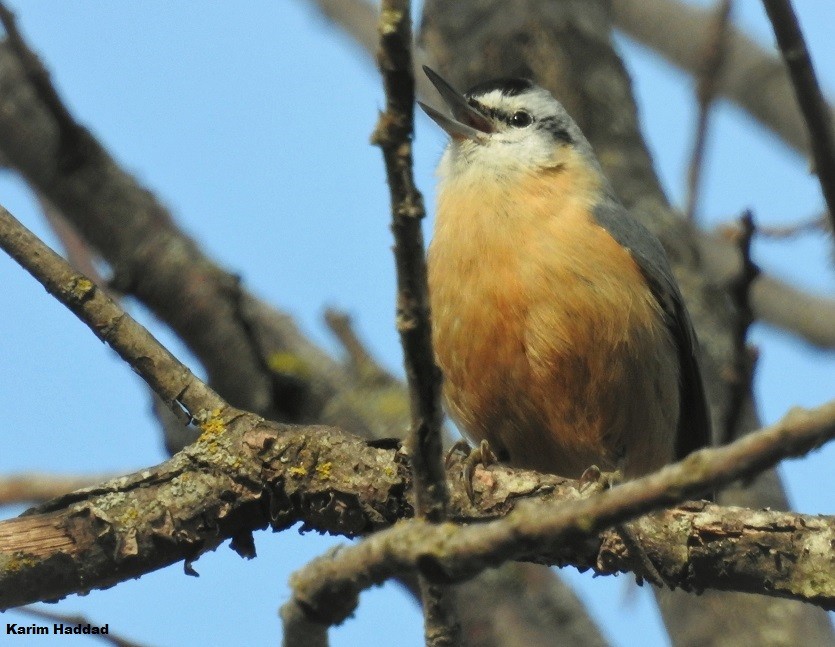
[509,111,533,128]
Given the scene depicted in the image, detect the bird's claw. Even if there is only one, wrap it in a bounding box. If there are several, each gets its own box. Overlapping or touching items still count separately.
[446,439,497,502]
[578,465,623,496]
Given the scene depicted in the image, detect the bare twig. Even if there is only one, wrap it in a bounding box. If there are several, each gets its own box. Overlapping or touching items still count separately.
[371,1,459,644]
[289,400,835,623]
[720,211,760,445]
[0,473,111,506]
[373,0,446,523]
[761,0,835,233]
[696,228,835,348]
[756,212,830,238]
[324,308,394,386]
[684,0,733,223]
[37,195,108,290]
[0,204,226,422]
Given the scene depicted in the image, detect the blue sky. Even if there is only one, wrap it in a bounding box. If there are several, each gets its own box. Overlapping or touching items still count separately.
[0,1,832,645]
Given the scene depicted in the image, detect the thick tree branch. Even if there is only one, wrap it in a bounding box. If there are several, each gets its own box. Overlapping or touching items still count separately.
[288,399,835,624]
[2,399,835,611]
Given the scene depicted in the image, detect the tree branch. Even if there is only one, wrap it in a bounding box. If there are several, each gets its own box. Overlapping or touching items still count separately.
[372,0,460,642]
[0,205,226,421]
[0,34,423,444]
[684,0,733,223]
[288,400,835,624]
[761,0,835,234]
[0,37,289,422]
[0,473,111,506]
[699,228,835,348]
[3,398,835,611]
[373,0,446,525]
[611,0,833,160]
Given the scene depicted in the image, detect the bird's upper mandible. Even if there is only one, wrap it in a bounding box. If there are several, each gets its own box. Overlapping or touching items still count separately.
[420,66,711,479]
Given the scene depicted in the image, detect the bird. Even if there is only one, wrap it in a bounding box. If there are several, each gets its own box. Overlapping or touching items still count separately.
[419,66,711,484]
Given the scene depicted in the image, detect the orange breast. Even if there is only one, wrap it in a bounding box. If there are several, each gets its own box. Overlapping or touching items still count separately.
[428,159,680,478]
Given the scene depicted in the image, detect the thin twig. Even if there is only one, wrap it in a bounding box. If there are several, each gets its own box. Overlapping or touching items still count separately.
[38,195,109,290]
[289,400,835,623]
[324,308,394,385]
[371,1,460,644]
[0,472,111,506]
[0,204,226,423]
[721,211,760,445]
[685,0,733,223]
[761,0,835,234]
[755,212,829,239]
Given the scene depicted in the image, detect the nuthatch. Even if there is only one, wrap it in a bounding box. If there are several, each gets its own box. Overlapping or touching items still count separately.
[420,67,711,481]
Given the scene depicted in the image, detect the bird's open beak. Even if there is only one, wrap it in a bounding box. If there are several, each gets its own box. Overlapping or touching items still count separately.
[418,66,494,141]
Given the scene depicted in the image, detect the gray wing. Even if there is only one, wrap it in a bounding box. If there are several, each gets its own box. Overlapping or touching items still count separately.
[593,199,712,460]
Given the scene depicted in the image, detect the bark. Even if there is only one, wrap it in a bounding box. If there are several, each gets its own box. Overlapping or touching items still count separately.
[2,423,834,612]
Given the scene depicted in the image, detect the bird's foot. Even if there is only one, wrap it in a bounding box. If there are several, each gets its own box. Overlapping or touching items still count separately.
[446,439,497,502]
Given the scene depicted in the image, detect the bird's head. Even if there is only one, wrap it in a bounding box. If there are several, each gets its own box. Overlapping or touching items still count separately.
[419,66,599,183]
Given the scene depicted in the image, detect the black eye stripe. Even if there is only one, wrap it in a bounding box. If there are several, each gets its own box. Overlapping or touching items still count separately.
[464,102,572,142]
[466,101,534,128]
